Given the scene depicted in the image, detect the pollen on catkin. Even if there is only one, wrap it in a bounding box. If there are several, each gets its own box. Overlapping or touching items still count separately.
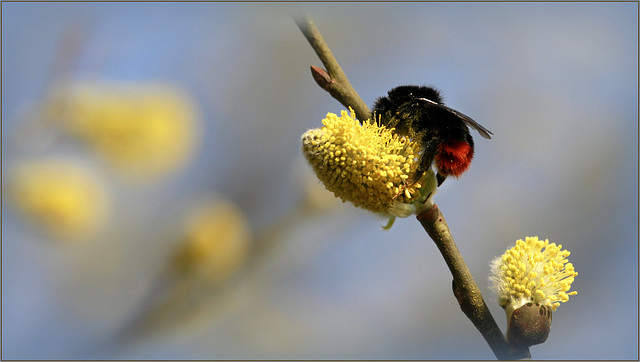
[489,236,578,313]
[301,108,423,216]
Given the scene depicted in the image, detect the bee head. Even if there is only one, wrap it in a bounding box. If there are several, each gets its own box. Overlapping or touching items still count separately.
[387,85,444,105]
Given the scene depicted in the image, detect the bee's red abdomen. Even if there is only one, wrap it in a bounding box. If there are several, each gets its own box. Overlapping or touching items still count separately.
[435,139,474,177]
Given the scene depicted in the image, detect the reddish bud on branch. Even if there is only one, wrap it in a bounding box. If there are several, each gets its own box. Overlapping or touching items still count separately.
[310,66,333,91]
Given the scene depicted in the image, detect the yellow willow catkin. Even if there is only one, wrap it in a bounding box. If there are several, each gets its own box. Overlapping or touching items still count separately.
[302,109,422,215]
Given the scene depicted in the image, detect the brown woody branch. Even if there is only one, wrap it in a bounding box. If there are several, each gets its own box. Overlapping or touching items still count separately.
[295,15,371,122]
[417,205,530,360]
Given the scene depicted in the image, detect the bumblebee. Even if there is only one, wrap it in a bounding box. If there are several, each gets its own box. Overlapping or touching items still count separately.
[372,85,493,186]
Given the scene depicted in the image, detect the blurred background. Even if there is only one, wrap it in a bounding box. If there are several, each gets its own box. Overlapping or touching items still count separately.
[2,2,637,359]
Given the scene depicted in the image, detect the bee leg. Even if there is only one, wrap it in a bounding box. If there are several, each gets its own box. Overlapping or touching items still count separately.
[391,169,425,202]
[418,140,444,186]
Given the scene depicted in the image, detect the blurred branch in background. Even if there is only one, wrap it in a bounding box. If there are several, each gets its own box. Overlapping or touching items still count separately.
[9,21,91,154]
[96,198,252,349]
[4,17,359,359]
[97,175,351,357]
[46,20,91,88]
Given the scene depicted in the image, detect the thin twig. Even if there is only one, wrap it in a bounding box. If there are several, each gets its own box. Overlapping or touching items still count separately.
[296,15,531,360]
[295,14,371,122]
[417,205,531,360]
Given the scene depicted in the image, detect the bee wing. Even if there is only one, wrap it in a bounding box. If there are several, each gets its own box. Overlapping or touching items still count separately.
[417,97,493,139]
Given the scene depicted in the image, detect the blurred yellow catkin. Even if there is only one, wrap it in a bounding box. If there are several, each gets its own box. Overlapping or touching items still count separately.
[172,199,251,282]
[119,199,252,340]
[44,81,200,180]
[8,158,111,242]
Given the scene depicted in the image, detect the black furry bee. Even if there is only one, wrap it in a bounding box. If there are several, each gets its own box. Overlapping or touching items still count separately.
[372,85,493,186]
